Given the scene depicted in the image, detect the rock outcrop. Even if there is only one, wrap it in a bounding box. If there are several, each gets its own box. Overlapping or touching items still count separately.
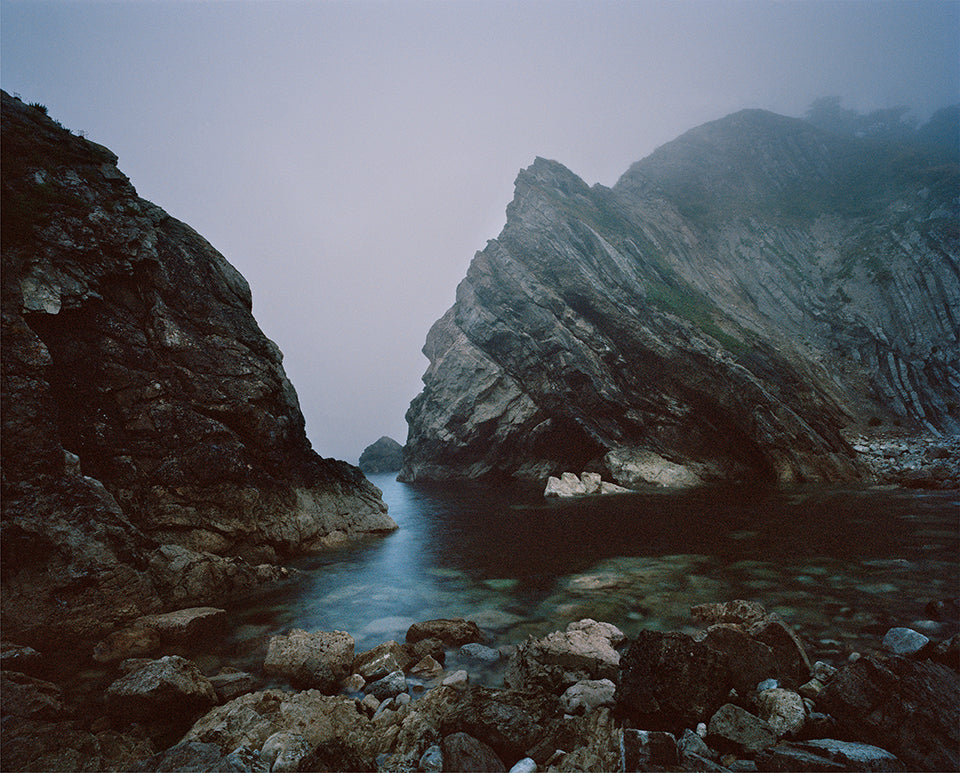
[401,108,959,485]
[358,435,404,473]
[0,92,396,648]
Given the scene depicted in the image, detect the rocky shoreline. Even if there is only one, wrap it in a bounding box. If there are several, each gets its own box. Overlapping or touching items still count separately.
[2,599,956,772]
[848,432,960,489]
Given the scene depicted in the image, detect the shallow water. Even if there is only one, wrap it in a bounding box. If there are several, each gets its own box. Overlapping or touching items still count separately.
[224,475,959,678]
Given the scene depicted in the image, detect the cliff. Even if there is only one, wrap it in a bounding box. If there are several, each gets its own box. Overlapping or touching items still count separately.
[0,92,396,647]
[401,109,959,486]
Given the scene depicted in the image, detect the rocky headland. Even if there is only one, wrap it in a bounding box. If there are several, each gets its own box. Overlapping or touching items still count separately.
[401,108,959,488]
[0,91,396,653]
[3,600,956,772]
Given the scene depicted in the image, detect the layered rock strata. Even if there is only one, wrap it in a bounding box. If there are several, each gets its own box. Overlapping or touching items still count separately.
[402,108,959,485]
[0,92,395,647]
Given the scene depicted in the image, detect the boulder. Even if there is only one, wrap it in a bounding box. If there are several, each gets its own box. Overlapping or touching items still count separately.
[104,655,216,726]
[263,629,354,692]
[755,688,806,737]
[441,731,507,772]
[133,607,227,643]
[505,619,622,693]
[406,618,482,647]
[92,625,161,663]
[707,703,778,755]
[353,640,411,680]
[459,642,502,664]
[617,630,730,730]
[605,449,702,488]
[580,471,602,494]
[366,669,407,701]
[544,472,587,497]
[819,654,959,771]
[409,655,444,679]
[559,679,617,715]
[0,671,67,720]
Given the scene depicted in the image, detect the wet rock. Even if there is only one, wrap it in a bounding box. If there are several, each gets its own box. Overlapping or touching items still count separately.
[441,731,507,772]
[559,678,616,715]
[617,630,730,730]
[755,688,805,737]
[104,655,216,726]
[263,629,354,692]
[621,729,679,770]
[342,673,366,693]
[504,619,622,693]
[353,641,406,681]
[260,730,312,772]
[366,669,407,701]
[820,654,959,771]
[881,627,928,656]
[0,671,67,720]
[406,619,482,647]
[707,703,777,755]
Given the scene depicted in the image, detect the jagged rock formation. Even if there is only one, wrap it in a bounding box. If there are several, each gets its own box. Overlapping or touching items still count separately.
[402,108,959,485]
[358,436,404,473]
[0,92,395,647]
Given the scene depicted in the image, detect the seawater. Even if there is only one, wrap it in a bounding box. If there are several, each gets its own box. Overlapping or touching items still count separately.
[226,475,958,678]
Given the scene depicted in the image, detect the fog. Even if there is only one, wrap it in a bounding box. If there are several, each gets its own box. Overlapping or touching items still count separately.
[2,1,957,464]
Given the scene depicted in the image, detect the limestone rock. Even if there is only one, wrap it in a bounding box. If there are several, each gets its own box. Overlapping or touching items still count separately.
[358,436,404,473]
[401,109,959,485]
[103,654,216,726]
[0,91,394,650]
[755,688,806,738]
[263,629,354,692]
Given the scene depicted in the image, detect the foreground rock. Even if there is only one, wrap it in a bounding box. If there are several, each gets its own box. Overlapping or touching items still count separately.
[401,109,958,485]
[263,629,354,691]
[0,91,395,651]
[104,655,217,727]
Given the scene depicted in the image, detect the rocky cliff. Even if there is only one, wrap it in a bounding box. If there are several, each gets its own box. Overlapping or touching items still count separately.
[402,108,959,486]
[0,92,396,647]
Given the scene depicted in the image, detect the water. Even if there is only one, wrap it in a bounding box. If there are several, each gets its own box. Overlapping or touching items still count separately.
[224,476,958,678]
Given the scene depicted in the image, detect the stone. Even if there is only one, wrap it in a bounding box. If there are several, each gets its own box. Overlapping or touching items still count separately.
[505,619,622,693]
[360,693,380,714]
[798,678,825,700]
[409,655,444,678]
[707,703,777,755]
[580,471,602,494]
[803,739,905,771]
[677,727,716,762]
[544,472,587,497]
[406,618,482,647]
[0,643,42,675]
[403,636,447,665]
[104,655,217,726]
[599,481,632,494]
[419,744,443,772]
[135,739,226,772]
[215,745,269,772]
[701,623,780,696]
[209,671,259,703]
[441,731,507,772]
[133,607,227,642]
[617,630,730,731]
[460,642,502,664]
[692,600,769,627]
[92,624,162,663]
[881,627,929,656]
[0,671,67,720]
[366,669,407,701]
[357,436,404,473]
[605,449,702,488]
[819,654,959,771]
[509,757,538,773]
[621,729,679,770]
[755,688,805,737]
[559,678,616,715]
[263,629,354,692]
[442,669,469,686]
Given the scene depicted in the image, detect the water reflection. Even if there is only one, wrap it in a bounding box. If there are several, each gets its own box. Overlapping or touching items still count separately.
[230,476,958,668]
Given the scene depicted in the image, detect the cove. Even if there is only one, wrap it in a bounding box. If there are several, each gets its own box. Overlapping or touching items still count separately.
[227,475,958,676]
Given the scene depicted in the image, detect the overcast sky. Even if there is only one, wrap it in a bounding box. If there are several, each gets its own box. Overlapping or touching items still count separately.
[3,1,958,464]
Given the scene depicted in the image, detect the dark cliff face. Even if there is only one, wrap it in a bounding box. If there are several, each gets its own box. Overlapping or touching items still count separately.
[0,92,395,646]
[402,109,959,486]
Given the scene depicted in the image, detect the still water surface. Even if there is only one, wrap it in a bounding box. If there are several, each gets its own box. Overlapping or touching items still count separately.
[228,475,958,673]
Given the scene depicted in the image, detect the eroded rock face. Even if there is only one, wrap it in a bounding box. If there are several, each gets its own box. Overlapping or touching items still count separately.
[0,92,395,648]
[401,109,959,485]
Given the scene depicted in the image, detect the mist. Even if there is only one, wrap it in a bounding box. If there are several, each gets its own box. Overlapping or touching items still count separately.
[2,0,957,464]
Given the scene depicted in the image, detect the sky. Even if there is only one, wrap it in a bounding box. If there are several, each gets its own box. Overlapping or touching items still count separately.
[2,1,958,464]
